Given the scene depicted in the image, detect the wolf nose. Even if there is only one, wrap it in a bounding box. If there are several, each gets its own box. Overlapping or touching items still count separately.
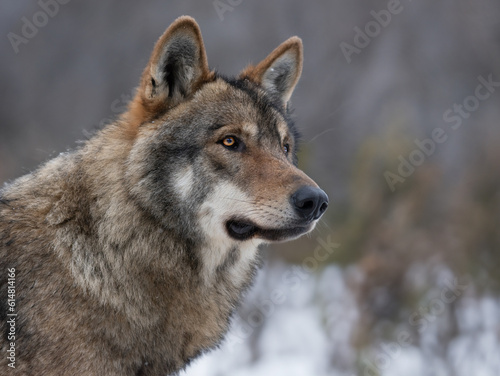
[291,186,329,221]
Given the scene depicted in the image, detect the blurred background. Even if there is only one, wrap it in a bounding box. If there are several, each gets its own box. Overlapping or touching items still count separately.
[1,1,499,375]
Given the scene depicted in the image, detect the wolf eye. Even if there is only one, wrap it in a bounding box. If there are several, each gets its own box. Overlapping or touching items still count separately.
[283,143,290,155]
[223,136,236,147]
[219,135,245,151]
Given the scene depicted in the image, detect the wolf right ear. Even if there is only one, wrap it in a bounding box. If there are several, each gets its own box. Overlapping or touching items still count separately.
[240,37,303,106]
[132,16,212,121]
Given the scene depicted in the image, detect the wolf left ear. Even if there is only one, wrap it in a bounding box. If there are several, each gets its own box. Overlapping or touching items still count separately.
[240,37,303,105]
[133,16,212,119]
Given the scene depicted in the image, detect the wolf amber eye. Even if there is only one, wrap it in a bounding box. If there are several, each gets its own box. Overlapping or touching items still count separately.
[219,135,245,151]
[223,137,236,147]
[221,136,243,151]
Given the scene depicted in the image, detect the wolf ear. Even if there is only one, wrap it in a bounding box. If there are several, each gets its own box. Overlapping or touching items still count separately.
[240,37,303,105]
[134,16,211,118]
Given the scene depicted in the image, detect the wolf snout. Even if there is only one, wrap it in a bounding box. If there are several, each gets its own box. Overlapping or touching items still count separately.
[291,186,329,221]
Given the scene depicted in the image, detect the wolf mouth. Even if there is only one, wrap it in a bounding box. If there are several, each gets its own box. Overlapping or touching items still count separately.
[226,219,311,242]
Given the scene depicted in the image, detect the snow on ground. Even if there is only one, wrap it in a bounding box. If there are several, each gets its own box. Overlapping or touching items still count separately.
[183,262,360,376]
[182,262,500,376]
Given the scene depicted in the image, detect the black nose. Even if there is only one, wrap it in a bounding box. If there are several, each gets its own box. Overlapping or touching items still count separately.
[291,186,329,221]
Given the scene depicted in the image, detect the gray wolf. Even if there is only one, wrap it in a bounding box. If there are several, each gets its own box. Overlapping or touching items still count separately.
[0,16,328,375]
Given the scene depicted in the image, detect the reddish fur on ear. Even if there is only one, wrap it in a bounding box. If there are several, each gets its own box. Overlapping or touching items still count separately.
[125,16,214,134]
[147,16,210,82]
[240,36,303,104]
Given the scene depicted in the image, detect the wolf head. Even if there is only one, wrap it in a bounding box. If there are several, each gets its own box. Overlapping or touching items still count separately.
[124,16,328,250]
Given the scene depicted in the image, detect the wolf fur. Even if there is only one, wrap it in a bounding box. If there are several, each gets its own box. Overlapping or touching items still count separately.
[0,16,328,375]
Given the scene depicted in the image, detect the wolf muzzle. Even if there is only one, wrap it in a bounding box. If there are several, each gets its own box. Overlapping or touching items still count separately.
[290,186,329,222]
[225,185,329,242]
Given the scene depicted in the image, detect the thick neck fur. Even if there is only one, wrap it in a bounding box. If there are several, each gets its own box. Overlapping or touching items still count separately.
[0,122,261,375]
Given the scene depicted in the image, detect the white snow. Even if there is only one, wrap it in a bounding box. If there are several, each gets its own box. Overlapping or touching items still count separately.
[183,263,500,376]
